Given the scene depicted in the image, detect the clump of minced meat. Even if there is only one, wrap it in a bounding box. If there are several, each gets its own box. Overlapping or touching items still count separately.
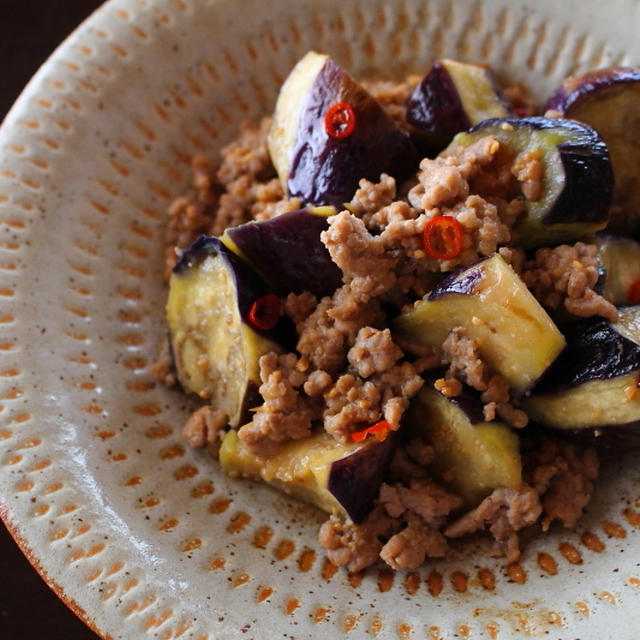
[156,79,607,573]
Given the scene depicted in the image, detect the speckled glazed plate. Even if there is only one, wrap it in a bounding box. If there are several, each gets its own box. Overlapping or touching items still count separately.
[1,0,640,638]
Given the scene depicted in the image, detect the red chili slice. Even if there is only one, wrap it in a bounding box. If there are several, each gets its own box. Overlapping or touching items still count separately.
[628,278,640,304]
[248,294,281,331]
[422,215,464,261]
[324,102,356,140]
[350,420,392,443]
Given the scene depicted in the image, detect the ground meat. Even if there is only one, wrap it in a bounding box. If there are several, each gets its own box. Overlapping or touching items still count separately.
[445,485,542,563]
[217,118,274,184]
[434,377,462,397]
[525,437,599,529]
[237,352,313,457]
[449,194,512,259]
[215,117,299,225]
[296,285,385,374]
[323,374,382,441]
[442,328,487,391]
[442,328,529,428]
[379,480,463,526]
[521,242,618,321]
[411,136,501,208]
[322,356,423,440]
[180,405,228,455]
[347,327,403,378]
[318,507,391,574]
[512,150,543,201]
[380,515,448,569]
[148,338,176,387]
[283,291,318,327]
[321,211,397,301]
[164,155,221,277]
[368,200,418,232]
[498,245,526,274]
[348,173,397,219]
[364,77,419,133]
[303,369,333,397]
[401,138,516,269]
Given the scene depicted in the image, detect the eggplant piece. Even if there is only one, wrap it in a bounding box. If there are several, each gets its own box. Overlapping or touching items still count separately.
[595,234,640,305]
[392,254,566,395]
[219,428,396,523]
[447,117,613,247]
[406,384,521,506]
[267,51,417,207]
[546,67,640,234]
[406,59,513,153]
[221,207,343,298]
[523,306,640,430]
[167,236,286,428]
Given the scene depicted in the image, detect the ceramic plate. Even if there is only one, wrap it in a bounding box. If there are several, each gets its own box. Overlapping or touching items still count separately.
[1,0,640,638]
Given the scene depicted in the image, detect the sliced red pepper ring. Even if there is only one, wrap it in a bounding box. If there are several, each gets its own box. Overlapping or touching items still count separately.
[324,102,357,140]
[422,215,464,261]
[628,278,640,304]
[350,420,392,443]
[248,294,281,331]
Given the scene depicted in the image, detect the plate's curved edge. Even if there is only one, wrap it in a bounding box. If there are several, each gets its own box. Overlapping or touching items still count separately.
[0,2,158,637]
[0,498,112,640]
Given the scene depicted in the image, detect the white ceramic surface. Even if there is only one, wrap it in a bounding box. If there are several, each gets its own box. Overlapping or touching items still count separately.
[1,0,640,638]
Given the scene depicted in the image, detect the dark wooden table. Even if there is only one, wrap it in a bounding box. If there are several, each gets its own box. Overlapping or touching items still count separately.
[1,4,104,638]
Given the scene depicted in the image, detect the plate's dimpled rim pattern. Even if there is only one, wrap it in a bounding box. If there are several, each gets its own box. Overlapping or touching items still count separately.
[1,0,640,638]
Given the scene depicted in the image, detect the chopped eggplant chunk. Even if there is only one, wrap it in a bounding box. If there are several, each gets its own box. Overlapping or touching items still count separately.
[167,236,285,428]
[407,384,521,506]
[523,306,640,430]
[447,117,613,247]
[392,254,566,395]
[595,234,640,305]
[267,51,417,207]
[221,207,342,298]
[219,428,396,523]
[546,67,640,234]
[406,58,512,153]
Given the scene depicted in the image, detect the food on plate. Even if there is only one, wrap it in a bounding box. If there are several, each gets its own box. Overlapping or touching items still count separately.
[447,117,613,247]
[546,67,640,233]
[406,383,521,506]
[406,58,513,153]
[221,206,342,298]
[267,51,417,207]
[155,52,640,572]
[523,306,640,430]
[220,427,397,523]
[167,236,286,428]
[392,254,566,395]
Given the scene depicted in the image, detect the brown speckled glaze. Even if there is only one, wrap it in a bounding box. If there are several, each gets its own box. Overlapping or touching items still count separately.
[0,0,640,638]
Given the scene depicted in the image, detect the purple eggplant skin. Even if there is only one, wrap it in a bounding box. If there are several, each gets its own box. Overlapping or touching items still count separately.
[546,67,640,234]
[533,313,640,394]
[222,208,343,298]
[407,60,512,154]
[173,236,266,322]
[452,117,613,246]
[286,57,418,207]
[546,67,640,114]
[523,307,640,431]
[328,431,397,523]
[428,256,487,299]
